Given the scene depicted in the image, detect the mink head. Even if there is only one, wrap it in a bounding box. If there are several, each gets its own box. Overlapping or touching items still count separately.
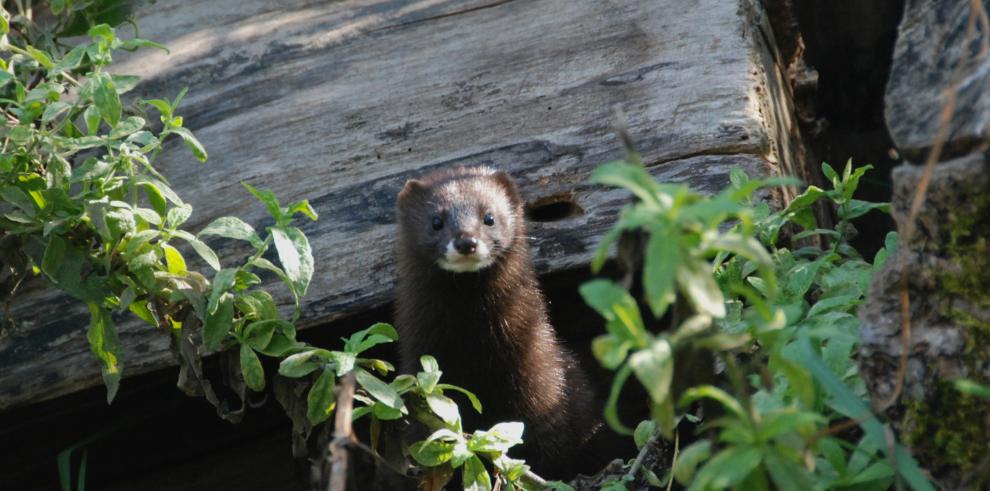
[397,167,523,273]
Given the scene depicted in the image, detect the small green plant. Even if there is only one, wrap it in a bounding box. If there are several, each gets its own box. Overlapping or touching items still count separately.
[582,157,932,490]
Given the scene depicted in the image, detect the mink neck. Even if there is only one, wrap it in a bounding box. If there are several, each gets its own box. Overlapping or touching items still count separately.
[418,249,528,326]
[400,240,541,345]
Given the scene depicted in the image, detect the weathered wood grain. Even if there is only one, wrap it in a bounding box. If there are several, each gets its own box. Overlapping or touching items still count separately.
[0,0,801,410]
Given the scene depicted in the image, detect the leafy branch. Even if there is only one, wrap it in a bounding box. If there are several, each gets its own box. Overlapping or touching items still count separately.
[582,154,931,490]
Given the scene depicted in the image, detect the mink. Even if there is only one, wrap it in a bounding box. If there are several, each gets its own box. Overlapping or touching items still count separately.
[393,166,598,478]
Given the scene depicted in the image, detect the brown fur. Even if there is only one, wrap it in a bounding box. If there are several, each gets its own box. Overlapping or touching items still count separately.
[394,166,596,478]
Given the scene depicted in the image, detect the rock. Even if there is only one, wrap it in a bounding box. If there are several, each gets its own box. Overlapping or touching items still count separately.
[859,154,990,488]
[885,0,990,159]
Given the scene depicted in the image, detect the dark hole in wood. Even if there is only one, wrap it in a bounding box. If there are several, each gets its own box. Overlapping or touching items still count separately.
[525,193,583,222]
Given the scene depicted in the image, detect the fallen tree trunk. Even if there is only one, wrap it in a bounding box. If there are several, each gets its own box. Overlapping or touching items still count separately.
[0,0,806,411]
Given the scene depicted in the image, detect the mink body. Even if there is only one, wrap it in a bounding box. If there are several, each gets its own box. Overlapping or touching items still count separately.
[394,167,596,478]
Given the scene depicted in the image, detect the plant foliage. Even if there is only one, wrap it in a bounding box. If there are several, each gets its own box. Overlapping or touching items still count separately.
[583,156,930,490]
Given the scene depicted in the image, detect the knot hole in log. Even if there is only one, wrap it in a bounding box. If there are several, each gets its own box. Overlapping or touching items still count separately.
[525,193,584,222]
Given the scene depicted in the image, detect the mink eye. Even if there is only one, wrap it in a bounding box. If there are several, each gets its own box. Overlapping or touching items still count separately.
[483,212,495,226]
[431,216,444,231]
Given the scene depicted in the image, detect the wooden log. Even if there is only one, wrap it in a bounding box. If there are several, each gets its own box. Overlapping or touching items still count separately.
[0,0,803,411]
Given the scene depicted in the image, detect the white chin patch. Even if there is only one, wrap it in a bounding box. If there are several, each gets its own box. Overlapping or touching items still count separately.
[437,240,494,272]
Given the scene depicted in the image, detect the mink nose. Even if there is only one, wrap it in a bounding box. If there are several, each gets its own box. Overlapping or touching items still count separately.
[454,237,479,255]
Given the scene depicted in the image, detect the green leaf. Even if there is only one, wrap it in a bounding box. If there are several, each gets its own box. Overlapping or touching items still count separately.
[418,367,442,394]
[162,244,187,275]
[165,203,193,229]
[679,385,747,422]
[108,116,145,139]
[782,186,826,229]
[207,269,238,315]
[174,230,220,271]
[92,73,121,127]
[436,384,483,414]
[258,334,304,357]
[240,344,265,391]
[345,322,398,353]
[198,216,263,249]
[784,258,824,299]
[846,461,895,485]
[841,163,873,201]
[673,440,711,485]
[757,410,821,441]
[953,379,990,399]
[771,354,815,408]
[643,228,679,317]
[251,262,298,314]
[590,161,665,208]
[579,280,647,347]
[629,337,673,406]
[138,182,167,218]
[591,334,632,370]
[355,368,404,410]
[409,429,461,466]
[144,98,172,119]
[677,258,725,318]
[492,455,529,482]
[140,177,184,206]
[130,208,160,228]
[797,337,934,491]
[706,232,773,268]
[805,294,860,318]
[763,447,812,490]
[271,226,314,298]
[468,422,524,453]
[426,393,461,428]
[42,101,71,124]
[86,303,122,403]
[82,105,101,136]
[687,445,762,491]
[329,351,356,376]
[287,200,319,221]
[26,46,55,69]
[634,420,656,450]
[463,456,492,491]
[110,74,141,94]
[242,182,282,221]
[42,233,67,279]
[604,363,635,435]
[120,38,169,52]
[203,292,234,350]
[243,320,277,350]
[279,349,328,378]
[88,23,115,42]
[307,366,336,425]
[841,199,890,220]
[169,127,207,162]
[821,162,839,183]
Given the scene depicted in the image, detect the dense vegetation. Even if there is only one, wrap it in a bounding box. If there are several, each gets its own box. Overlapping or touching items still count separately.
[0,2,938,490]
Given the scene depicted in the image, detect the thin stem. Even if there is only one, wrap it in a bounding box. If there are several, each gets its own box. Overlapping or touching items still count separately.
[666,430,680,491]
[721,352,754,422]
[327,372,356,491]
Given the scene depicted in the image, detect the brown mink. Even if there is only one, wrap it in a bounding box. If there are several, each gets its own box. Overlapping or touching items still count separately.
[394,166,598,478]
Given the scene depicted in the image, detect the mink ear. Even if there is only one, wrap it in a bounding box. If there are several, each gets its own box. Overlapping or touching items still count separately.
[398,179,427,204]
[491,171,522,205]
